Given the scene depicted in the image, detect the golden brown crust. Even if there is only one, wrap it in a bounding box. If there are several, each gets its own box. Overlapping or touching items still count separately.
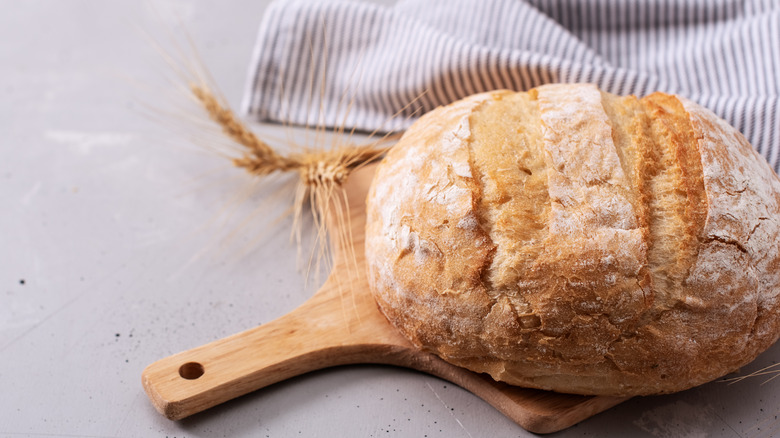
[364,84,780,396]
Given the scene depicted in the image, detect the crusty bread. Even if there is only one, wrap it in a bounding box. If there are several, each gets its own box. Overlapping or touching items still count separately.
[364,83,780,396]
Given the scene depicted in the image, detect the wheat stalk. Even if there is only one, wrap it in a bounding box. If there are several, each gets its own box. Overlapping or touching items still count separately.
[189,80,392,303]
[190,82,387,187]
[190,84,298,174]
[722,362,780,385]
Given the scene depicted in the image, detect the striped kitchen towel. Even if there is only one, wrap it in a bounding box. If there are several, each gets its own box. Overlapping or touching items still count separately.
[242,0,780,171]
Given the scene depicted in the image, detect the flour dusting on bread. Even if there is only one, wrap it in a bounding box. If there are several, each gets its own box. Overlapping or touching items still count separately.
[365,84,780,396]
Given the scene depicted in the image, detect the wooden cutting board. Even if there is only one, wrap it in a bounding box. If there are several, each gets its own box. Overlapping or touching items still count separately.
[142,164,628,434]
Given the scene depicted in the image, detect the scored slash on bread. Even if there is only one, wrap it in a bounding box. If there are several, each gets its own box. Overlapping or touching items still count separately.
[365,83,780,396]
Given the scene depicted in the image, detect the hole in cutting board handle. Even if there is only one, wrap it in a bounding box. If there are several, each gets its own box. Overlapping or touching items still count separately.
[179,362,204,380]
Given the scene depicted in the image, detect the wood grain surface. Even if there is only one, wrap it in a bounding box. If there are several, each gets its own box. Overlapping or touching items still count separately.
[142,164,628,434]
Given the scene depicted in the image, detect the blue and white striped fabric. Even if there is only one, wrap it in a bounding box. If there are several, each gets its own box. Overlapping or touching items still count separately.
[242,0,780,171]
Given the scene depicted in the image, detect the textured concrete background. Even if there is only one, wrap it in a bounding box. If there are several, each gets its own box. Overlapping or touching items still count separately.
[1,1,778,437]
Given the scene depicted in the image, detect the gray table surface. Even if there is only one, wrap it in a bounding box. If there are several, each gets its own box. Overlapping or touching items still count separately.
[2,1,778,437]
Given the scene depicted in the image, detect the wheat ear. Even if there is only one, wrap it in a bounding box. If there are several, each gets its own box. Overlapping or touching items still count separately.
[190,83,387,184]
[190,81,389,295]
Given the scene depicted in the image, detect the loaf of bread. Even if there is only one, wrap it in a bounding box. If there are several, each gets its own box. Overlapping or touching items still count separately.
[364,83,780,396]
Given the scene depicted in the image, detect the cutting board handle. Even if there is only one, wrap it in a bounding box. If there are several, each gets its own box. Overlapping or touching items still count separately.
[142,165,407,421]
[141,286,377,420]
